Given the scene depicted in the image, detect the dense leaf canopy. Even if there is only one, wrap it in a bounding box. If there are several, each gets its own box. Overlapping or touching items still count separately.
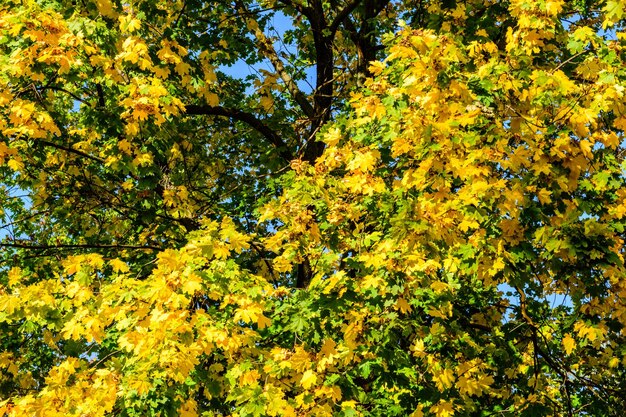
[2,0,626,416]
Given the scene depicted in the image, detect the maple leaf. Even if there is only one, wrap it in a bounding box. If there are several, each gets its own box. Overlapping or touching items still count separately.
[256,314,271,329]
[125,17,142,33]
[562,334,576,355]
[396,297,412,313]
[109,258,130,273]
[128,376,152,395]
[300,370,317,390]
[433,367,455,391]
[604,1,625,26]
[319,338,337,357]
[430,400,455,417]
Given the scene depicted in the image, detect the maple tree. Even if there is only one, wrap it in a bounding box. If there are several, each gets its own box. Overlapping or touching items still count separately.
[2,0,626,415]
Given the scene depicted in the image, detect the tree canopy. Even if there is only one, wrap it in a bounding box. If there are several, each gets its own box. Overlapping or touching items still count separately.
[1,0,626,415]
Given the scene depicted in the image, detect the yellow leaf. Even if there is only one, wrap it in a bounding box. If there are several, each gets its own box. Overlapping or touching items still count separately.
[430,400,455,417]
[341,400,358,411]
[537,189,552,205]
[179,398,198,417]
[430,281,449,293]
[182,273,204,295]
[257,314,271,329]
[315,385,342,401]
[127,18,141,33]
[272,256,292,273]
[369,61,386,75]
[175,61,191,75]
[220,221,250,252]
[545,0,564,16]
[300,369,317,389]
[86,253,105,268]
[7,267,22,286]
[213,243,231,259]
[109,258,129,273]
[129,375,152,395]
[562,333,576,355]
[346,149,380,172]
[7,158,24,171]
[428,305,452,319]
[430,322,445,336]
[604,1,625,27]
[240,370,260,386]
[411,339,426,357]
[410,405,425,417]
[204,92,219,106]
[234,302,264,324]
[61,319,84,341]
[260,95,274,112]
[43,329,58,349]
[488,257,506,277]
[118,139,133,155]
[396,297,412,313]
[96,0,118,18]
[319,338,337,356]
[433,367,455,391]
[119,15,141,32]
[0,294,21,316]
[133,152,153,167]
[63,256,83,275]
[574,321,600,342]
[361,274,383,290]
[456,373,494,397]
[579,139,593,158]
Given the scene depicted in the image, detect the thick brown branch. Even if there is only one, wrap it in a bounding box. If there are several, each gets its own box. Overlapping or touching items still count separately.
[184,104,293,162]
[95,83,106,108]
[329,0,361,34]
[348,0,390,79]
[277,0,315,22]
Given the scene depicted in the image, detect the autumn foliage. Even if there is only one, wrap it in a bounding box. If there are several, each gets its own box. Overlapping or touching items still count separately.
[1,0,626,416]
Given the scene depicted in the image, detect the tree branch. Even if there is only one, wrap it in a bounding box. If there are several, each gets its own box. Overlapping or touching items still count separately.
[36,139,105,164]
[329,0,361,35]
[36,85,89,105]
[184,104,293,161]
[277,0,315,21]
